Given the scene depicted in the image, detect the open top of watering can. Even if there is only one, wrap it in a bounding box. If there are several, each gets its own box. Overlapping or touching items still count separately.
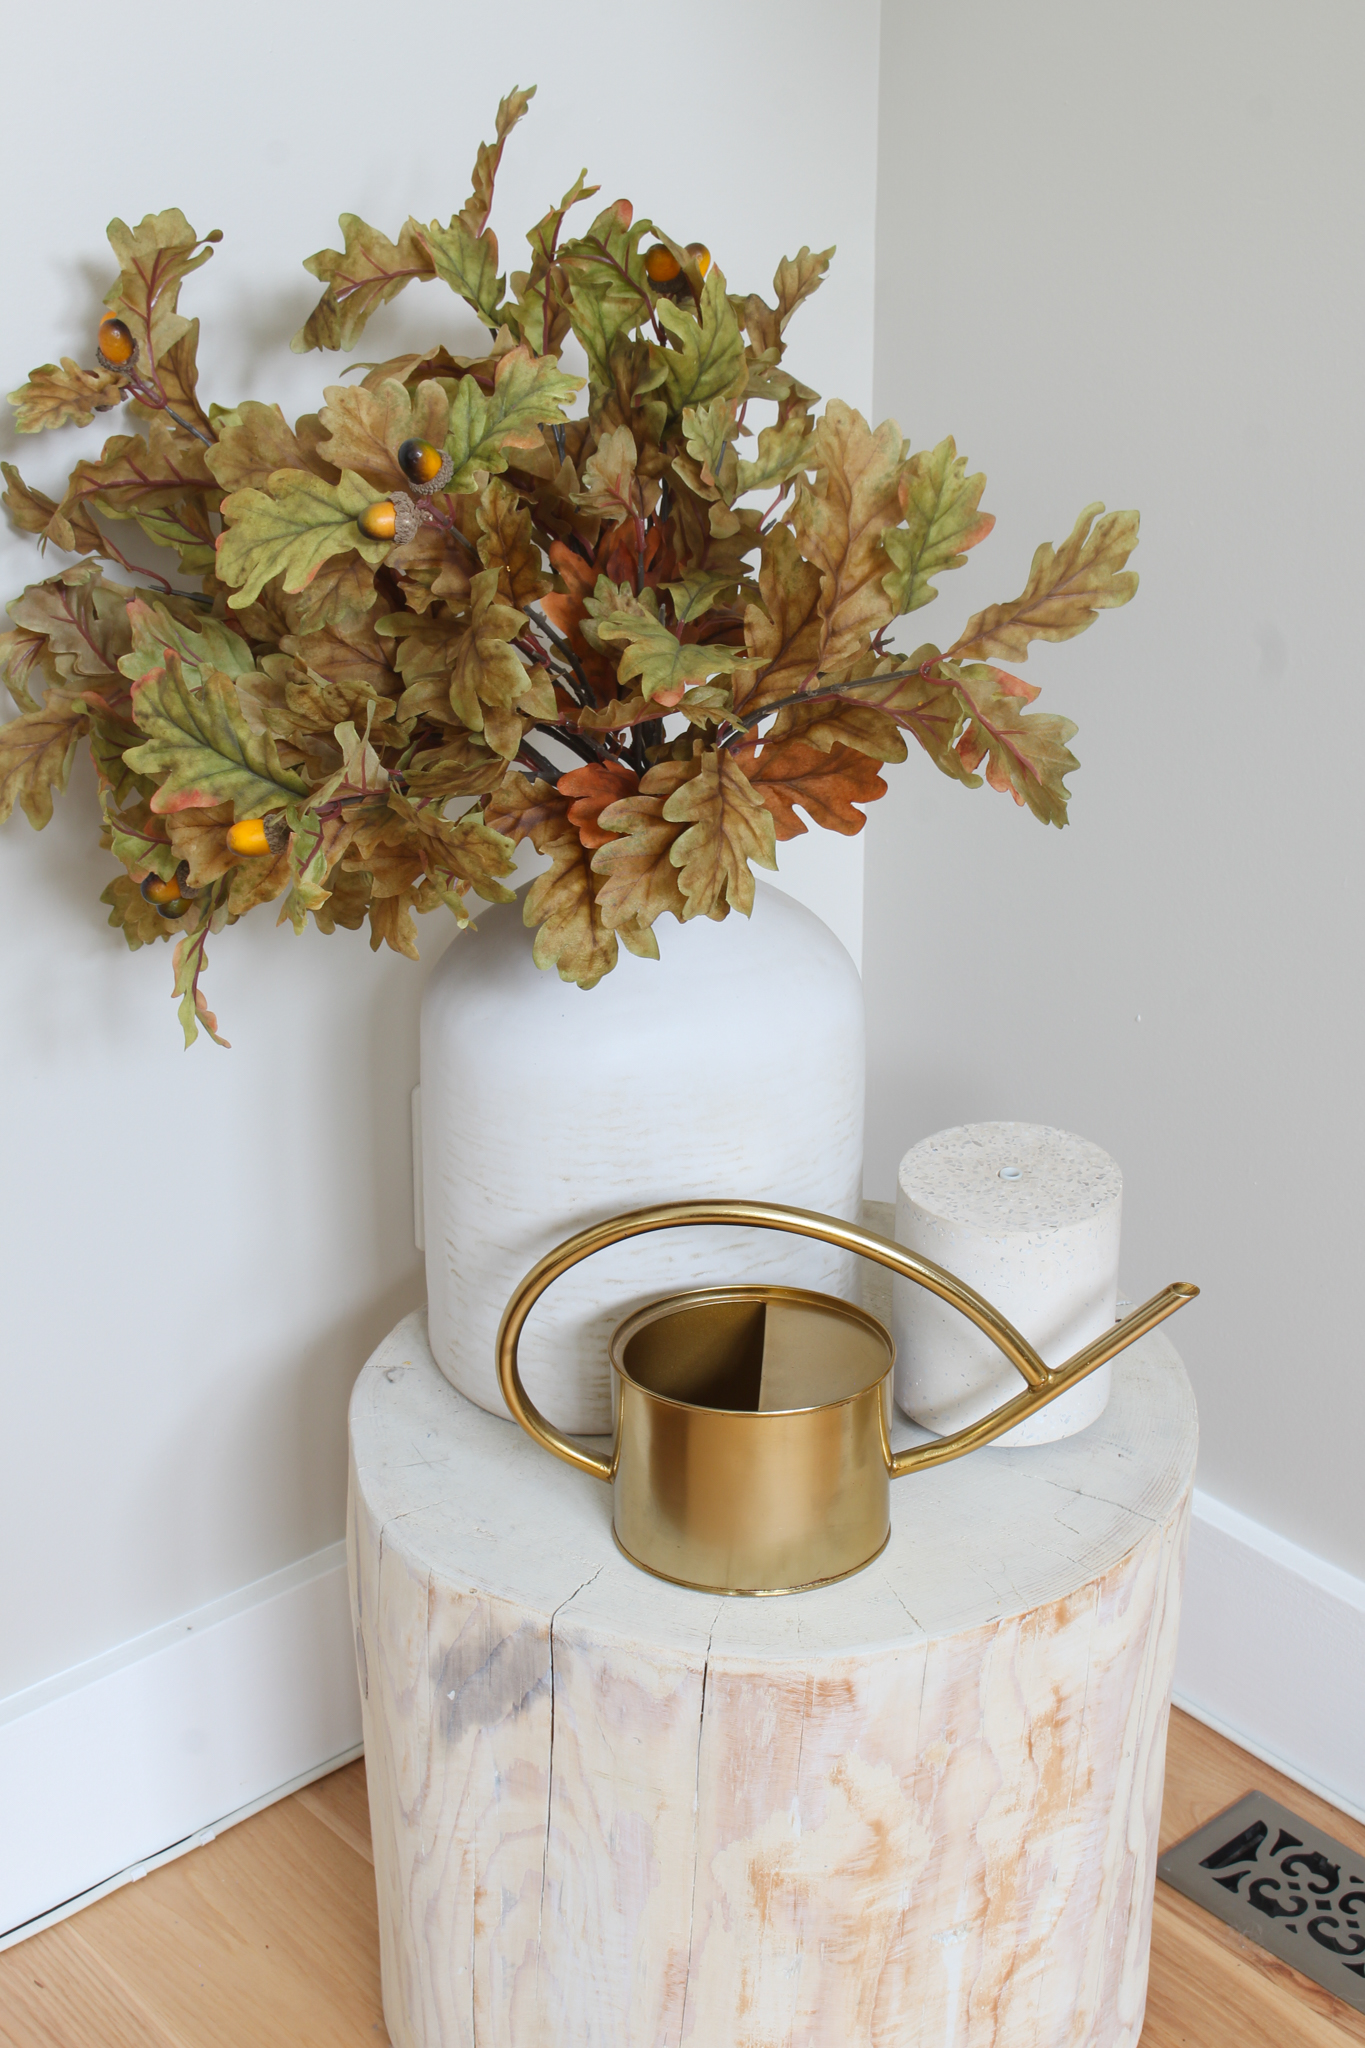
[613,1287,892,1415]
[496,1200,1198,1597]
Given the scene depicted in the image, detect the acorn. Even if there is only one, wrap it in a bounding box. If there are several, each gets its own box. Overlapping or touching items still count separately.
[644,245,682,286]
[96,315,136,372]
[358,491,420,545]
[397,438,453,496]
[227,814,290,859]
[140,871,186,906]
[686,242,712,278]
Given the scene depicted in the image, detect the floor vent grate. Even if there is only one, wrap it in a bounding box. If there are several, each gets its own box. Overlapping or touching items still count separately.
[1158,1791,1365,2016]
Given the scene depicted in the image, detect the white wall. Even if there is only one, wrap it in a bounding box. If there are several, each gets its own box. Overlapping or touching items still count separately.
[868,0,1365,1582]
[0,0,879,1737]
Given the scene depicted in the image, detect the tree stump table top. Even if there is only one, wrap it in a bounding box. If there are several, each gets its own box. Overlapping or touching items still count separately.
[350,1307,1196,1666]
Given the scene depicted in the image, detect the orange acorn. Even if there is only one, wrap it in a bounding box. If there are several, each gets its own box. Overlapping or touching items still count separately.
[644,245,681,286]
[227,815,289,859]
[96,315,136,370]
[686,242,712,278]
[398,438,453,495]
[358,492,419,545]
[141,872,186,906]
[358,499,397,540]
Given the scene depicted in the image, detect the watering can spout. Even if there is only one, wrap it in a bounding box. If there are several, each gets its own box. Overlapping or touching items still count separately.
[887,1278,1200,1478]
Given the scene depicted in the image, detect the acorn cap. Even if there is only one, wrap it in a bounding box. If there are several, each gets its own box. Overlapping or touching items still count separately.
[398,439,454,496]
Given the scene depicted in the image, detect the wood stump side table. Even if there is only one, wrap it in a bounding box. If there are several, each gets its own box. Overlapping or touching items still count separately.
[348,1296,1197,2048]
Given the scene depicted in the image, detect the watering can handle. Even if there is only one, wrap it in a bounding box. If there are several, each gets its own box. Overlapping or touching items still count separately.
[495,1200,1198,1483]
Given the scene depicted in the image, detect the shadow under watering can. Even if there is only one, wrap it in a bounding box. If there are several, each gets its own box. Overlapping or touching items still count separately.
[497,1201,1198,1596]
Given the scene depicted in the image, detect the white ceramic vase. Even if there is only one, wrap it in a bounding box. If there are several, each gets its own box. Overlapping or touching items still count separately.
[420,882,865,1433]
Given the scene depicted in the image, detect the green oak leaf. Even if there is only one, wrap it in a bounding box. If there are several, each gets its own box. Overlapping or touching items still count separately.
[597,607,743,702]
[883,438,994,616]
[118,597,256,689]
[215,468,390,611]
[444,347,583,495]
[124,648,308,816]
[655,268,746,418]
[421,216,503,327]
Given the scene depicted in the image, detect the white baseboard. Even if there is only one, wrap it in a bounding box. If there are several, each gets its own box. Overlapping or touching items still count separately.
[0,1541,361,1949]
[1174,1489,1365,1826]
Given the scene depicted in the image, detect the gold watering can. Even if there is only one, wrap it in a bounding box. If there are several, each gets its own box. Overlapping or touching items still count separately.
[497,1201,1198,1596]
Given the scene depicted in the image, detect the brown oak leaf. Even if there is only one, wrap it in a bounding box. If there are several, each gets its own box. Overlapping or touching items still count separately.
[731,736,888,839]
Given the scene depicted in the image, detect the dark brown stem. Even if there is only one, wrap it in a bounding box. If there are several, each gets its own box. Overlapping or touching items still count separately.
[718,662,950,749]
[533,719,601,766]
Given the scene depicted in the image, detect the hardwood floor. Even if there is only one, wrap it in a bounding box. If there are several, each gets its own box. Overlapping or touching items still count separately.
[1,1708,1360,2045]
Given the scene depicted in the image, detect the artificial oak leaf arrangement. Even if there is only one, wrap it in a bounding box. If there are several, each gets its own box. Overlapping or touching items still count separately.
[0,88,1138,1047]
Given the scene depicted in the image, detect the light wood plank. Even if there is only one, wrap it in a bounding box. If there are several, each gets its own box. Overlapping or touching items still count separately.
[1143,1884,1363,2047]
[295,1756,374,1865]
[0,1917,183,2048]
[70,1797,384,2048]
[1159,1708,1365,1859]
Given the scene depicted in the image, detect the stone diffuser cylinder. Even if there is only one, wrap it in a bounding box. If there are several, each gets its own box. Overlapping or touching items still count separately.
[893,1121,1122,1447]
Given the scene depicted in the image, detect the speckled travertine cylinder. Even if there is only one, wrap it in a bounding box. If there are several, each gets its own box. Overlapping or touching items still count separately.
[348,1303,1197,2048]
[894,1122,1122,1446]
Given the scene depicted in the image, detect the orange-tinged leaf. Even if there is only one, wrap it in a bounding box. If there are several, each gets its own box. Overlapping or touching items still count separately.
[105,208,218,365]
[486,770,621,986]
[315,379,449,493]
[591,759,694,930]
[736,524,824,715]
[946,659,1078,826]
[662,749,777,920]
[485,770,565,844]
[206,402,338,494]
[951,504,1139,663]
[557,759,638,849]
[773,245,835,332]
[164,800,236,886]
[461,85,536,237]
[476,479,549,606]
[731,735,887,839]
[576,425,644,527]
[0,696,87,826]
[293,214,436,354]
[793,401,905,673]
[523,804,619,987]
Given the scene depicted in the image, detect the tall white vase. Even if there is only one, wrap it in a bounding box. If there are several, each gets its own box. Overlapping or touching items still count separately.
[420,883,865,1433]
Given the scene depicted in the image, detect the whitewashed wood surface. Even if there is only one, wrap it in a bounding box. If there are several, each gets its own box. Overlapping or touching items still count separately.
[349,1282,1197,2047]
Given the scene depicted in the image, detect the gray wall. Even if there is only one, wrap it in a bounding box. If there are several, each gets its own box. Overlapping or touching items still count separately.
[867,0,1364,1574]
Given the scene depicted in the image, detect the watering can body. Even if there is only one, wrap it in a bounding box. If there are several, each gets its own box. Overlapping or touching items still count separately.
[497,1201,1197,1597]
